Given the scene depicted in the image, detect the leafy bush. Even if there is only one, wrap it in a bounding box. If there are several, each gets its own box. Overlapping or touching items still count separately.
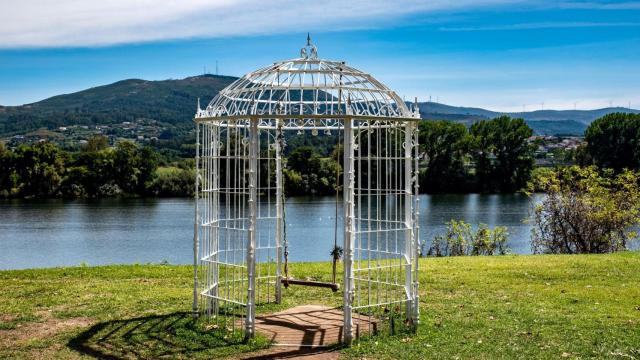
[529,166,640,254]
[425,220,510,256]
[151,167,195,197]
[97,183,123,197]
[528,167,555,193]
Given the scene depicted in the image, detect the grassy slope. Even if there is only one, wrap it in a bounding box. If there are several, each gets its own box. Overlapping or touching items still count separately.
[1,253,639,359]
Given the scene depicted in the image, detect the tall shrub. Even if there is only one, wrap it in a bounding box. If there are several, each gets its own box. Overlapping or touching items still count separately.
[426,220,510,256]
[529,166,640,254]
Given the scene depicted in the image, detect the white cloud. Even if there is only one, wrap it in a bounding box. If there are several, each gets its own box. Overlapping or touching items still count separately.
[439,21,640,32]
[0,0,518,48]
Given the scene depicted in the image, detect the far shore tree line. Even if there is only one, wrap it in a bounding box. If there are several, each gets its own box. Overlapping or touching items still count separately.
[4,113,639,198]
[0,115,537,199]
[0,136,193,198]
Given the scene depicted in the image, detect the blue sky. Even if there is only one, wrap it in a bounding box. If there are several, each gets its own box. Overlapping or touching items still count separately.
[0,0,639,111]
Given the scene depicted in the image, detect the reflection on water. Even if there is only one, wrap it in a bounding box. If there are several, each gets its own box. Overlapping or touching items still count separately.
[0,194,540,270]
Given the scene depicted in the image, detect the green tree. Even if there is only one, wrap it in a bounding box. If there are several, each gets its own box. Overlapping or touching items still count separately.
[284,146,340,195]
[83,135,109,152]
[14,142,66,197]
[65,149,115,197]
[469,120,494,190]
[287,146,321,175]
[470,116,534,192]
[59,165,89,197]
[0,143,15,196]
[529,166,640,254]
[418,120,470,193]
[151,166,195,197]
[113,141,140,193]
[584,113,640,171]
[136,146,159,194]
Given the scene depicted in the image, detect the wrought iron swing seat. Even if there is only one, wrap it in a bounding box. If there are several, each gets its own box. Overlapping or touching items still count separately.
[193,36,421,344]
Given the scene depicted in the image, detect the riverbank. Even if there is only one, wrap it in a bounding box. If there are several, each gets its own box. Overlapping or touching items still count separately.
[1,252,639,359]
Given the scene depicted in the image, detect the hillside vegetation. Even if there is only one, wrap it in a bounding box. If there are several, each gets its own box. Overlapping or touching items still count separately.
[2,75,639,138]
[0,75,235,136]
[1,253,638,359]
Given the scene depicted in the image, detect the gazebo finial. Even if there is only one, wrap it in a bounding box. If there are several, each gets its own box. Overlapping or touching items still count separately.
[300,33,318,60]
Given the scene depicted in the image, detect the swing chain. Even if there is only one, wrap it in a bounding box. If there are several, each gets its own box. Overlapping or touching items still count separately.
[277,121,290,287]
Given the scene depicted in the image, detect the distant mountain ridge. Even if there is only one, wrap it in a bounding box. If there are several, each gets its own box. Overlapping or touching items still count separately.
[417,101,638,123]
[416,102,639,135]
[1,75,638,137]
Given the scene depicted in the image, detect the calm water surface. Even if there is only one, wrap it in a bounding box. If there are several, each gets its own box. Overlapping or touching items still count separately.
[0,194,539,270]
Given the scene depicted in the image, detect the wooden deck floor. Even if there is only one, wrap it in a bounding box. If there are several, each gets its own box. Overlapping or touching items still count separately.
[239,304,376,359]
[256,304,378,347]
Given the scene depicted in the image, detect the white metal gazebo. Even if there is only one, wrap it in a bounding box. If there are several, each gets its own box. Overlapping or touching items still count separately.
[193,36,420,344]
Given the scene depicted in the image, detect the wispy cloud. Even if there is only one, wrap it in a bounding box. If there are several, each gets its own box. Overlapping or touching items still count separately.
[555,1,640,10]
[439,21,640,32]
[0,0,517,48]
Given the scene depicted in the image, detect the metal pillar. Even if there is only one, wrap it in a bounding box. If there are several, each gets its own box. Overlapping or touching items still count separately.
[275,120,283,304]
[404,122,415,324]
[412,123,420,325]
[211,124,220,314]
[342,117,355,344]
[193,122,200,317]
[246,118,259,337]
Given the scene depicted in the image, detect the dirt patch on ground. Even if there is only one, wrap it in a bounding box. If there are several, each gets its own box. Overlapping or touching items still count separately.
[0,314,17,323]
[0,310,93,350]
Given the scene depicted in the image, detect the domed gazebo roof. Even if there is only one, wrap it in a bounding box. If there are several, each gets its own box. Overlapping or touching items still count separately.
[196,36,418,122]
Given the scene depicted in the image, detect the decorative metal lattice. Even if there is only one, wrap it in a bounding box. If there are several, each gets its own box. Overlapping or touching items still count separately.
[194,37,420,344]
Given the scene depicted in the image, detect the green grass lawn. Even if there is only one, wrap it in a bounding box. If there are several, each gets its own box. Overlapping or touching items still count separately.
[1,252,639,359]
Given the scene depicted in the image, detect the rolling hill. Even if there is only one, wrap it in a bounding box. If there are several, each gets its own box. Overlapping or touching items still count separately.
[0,74,236,136]
[1,74,638,138]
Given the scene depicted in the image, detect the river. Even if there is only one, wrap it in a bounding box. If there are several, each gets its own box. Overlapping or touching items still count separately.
[0,194,539,270]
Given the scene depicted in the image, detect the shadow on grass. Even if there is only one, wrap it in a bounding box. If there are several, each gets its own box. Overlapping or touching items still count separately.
[67,312,268,359]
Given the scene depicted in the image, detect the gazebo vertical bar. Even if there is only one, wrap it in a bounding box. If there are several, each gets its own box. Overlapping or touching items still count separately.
[413,120,421,325]
[343,117,355,344]
[246,118,259,337]
[193,121,200,317]
[404,121,416,325]
[211,123,220,315]
[274,119,283,304]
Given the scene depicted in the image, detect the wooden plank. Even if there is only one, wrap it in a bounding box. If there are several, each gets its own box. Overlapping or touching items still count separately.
[253,305,376,349]
[281,278,340,292]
